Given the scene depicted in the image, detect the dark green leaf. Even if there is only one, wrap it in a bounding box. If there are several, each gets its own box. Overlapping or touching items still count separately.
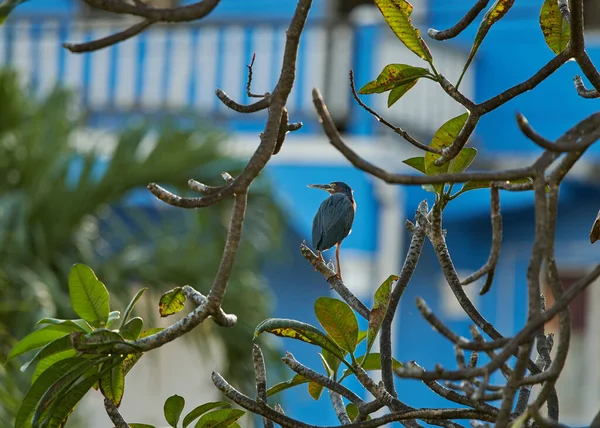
[540,0,570,54]
[308,381,324,401]
[458,0,515,87]
[15,357,82,428]
[120,317,144,341]
[266,374,308,397]
[448,147,477,174]
[7,325,75,361]
[314,297,359,354]
[99,359,125,407]
[36,357,116,428]
[358,64,430,94]
[195,408,245,428]
[366,275,397,358]
[254,318,346,361]
[164,394,185,428]
[388,79,419,107]
[374,0,433,62]
[31,350,77,385]
[32,357,107,427]
[20,335,74,372]
[120,287,148,329]
[35,318,93,333]
[68,264,110,326]
[402,157,426,174]
[159,287,187,317]
[425,113,470,193]
[182,402,231,428]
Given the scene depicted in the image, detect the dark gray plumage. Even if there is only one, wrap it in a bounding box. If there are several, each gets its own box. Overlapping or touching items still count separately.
[308,181,356,279]
[312,193,354,251]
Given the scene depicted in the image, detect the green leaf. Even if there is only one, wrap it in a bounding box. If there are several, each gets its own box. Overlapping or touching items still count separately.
[254,318,346,362]
[7,325,75,361]
[346,403,371,421]
[20,335,74,372]
[120,317,144,341]
[159,287,187,317]
[266,374,308,397]
[99,359,125,407]
[195,408,245,428]
[31,350,77,385]
[0,0,26,26]
[359,353,402,371]
[68,264,110,326]
[448,147,477,174]
[106,310,121,329]
[359,64,430,95]
[122,328,163,376]
[341,353,402,380]
[540,0,570,54]
[32,356,108,427]
[35,357,116,428]
[357,330,367,345]
[318,353,333,377]
[321,347,344,377]
[366,275,397,358]
[120,287,147,329]
[164,394,185,427]
[374,0,433,62]
[314,297,359,354]
[425,113,470,193]
[15,357,81,428]
[388,79,419,107]
[36,318,93,333]
[459,177,533,194]
[182,402,231,428]
[458,0,515,87]
[308,381,324,401]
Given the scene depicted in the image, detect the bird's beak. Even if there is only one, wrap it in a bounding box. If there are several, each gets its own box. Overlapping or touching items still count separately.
[308,183,334,192]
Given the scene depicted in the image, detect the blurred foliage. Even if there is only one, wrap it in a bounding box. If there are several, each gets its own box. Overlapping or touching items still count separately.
[0,69,286,423]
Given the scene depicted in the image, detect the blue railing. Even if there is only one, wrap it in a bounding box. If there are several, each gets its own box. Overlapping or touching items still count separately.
[0,13,475,136]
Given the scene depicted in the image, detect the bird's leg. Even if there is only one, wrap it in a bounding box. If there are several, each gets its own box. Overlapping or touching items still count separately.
[335,243,342,280]
[315,251,324,272]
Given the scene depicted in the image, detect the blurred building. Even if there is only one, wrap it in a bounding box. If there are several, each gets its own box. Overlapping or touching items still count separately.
[3,0,600,426]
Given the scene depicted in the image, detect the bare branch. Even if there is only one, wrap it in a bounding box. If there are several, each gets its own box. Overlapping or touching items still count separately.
[104,398,130,428]
[82,0,220,22]
[573,75,600,98]
[253,345,274,428]
[428,0,490,40]
[329,390,351,425]
[300,242,371,319]
[64,19,154,53]
[216,89,271,113]
[461,187,501,290]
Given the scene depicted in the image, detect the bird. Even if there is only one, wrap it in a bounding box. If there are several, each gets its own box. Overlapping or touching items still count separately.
[308,182,356,280]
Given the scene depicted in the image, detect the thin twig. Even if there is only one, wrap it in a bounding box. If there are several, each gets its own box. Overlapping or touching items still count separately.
[254,345,274,428]
[216,89,271,113]
[64,19,154,53]
[573,75,600,98]
[349,71,439,154]
[428,0,490,40]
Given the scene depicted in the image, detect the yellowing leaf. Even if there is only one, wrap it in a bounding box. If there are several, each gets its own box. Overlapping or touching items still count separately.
[314,297,359,354]
[540,0,570,54]
[374,0,433,62]
[158,287,186,317]
[359,64,430,94]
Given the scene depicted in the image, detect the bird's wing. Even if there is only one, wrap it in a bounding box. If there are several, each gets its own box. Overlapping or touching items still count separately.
[312,193,355,251]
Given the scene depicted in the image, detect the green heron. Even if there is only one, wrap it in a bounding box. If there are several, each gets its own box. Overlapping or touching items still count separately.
[308,182,356,280]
